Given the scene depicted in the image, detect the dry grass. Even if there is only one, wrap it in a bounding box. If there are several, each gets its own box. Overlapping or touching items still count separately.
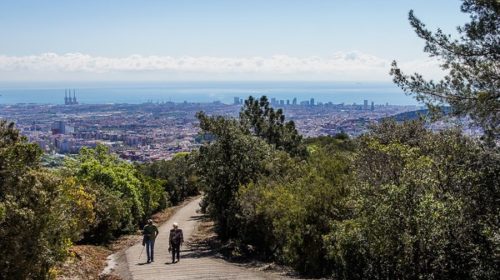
[56,245,112,280]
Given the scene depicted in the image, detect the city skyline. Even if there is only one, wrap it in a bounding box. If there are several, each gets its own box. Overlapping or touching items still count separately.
[0,99,427,161]
[0,82,420,105]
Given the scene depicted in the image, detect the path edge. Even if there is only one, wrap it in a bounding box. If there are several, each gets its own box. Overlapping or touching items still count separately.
[103,195,202,279]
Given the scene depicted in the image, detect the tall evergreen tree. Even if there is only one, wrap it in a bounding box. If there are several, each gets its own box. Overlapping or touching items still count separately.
[240,96,307,157]
[195,112,275,238]
[390,0,499,141]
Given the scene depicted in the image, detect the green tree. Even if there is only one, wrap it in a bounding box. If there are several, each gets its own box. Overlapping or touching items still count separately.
[65,145,166,242]
[238,144,353,277]
[0,121,78,279]
[196,111,277,239]
[139,152,200,205]
[326,120,499,279]
[390,0,500,141]
[240,96,307,157]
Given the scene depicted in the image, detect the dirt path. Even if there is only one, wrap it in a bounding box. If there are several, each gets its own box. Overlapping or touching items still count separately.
[121,197,290,280]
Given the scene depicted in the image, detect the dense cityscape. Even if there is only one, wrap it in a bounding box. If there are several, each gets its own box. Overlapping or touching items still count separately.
[1,92,477,162]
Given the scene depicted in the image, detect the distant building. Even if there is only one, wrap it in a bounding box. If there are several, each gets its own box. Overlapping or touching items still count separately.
[371,101,375,111]
[125,135,142,146]
[233,97,240,105]
[310,98,315,106]
[286,99,290,105]
[292,98,297,105]
[64,89,78,105]
[271,98,277,105]
[364,100,368,110]
[279,100,285,105]
[54,137,73,153]
[51,121,74,135]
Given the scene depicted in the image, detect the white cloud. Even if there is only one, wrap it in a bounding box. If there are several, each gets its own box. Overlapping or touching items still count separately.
[0,52,444,81]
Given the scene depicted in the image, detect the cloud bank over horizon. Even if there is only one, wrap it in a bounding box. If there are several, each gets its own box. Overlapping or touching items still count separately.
[0,51,443,82]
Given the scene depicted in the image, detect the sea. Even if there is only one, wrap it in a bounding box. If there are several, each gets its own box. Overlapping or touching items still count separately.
[0,81,419,106]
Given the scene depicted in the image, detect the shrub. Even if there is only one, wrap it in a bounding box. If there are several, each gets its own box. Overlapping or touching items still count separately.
[0,121,78,279]
[65,145,167,243]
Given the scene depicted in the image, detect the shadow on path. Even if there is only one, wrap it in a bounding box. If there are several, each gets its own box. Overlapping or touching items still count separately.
[187,214,207,222]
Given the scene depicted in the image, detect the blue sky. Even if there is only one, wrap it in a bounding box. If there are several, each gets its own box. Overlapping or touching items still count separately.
[0,0,468,81]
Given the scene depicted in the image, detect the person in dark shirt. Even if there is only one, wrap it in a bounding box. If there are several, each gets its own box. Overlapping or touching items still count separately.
[142,219,159,263]
[168,222,184,263]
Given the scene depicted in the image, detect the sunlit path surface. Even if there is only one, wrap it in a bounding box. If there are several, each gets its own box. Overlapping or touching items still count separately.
[125,197,290,280]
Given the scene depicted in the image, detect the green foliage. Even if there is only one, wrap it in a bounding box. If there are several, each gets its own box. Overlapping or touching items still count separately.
[213,117,498,279]
[140,174,168,219]
[240,96,307,157]
[238,145,353,277]
[0,122,193,278]
[64,145,166,242]
[139,152,200,205]
[390,0,500,141]
[325,120,499,279]
[196,111,278,239]
[58,177,97,242]
[195,96,310,239]
[195,101,358,276]
[41,154,66,168]
[0,121,77,279]
[304,133,355,153]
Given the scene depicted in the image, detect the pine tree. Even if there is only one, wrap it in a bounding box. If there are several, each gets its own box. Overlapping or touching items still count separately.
[239,96,307,157]
[390,0,499,142]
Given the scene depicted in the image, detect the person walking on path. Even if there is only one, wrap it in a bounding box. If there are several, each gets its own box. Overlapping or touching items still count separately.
[168,222,184,263]
[142,219,159,263]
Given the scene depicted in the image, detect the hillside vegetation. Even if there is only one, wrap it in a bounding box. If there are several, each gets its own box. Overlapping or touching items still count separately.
[0,0,498,279]
[0,120,199,279]
[194,97,498,279]
[195,2,499,277]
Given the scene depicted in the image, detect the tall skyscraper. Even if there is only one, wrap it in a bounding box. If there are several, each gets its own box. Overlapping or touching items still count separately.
[364,100,368,110]
[234,97,240,105]
[371,101,375,111]
[310,98,315,106]
[292,97,297,105]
